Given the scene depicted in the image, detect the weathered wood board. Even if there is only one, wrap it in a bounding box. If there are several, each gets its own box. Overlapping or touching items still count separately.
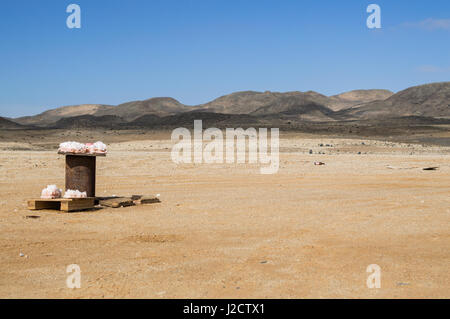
[28,195,160,212]
[27,198,95,212]
[133,196,161,205]
[98,195,161,208]
[98,197,135,208]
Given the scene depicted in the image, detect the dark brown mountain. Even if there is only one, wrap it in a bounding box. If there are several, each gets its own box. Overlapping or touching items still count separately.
[342,82,450,119]
[197,89,393,114]
[130,112,258,128]
[13,98,189,127]
[51,115,125,129]
[14,104,115,126]
[249,96,336,121]
[197,91,332,115]
[0,117,29,129]
[329,89,394,111]
[6,82,449,128]
[93,97,190,121]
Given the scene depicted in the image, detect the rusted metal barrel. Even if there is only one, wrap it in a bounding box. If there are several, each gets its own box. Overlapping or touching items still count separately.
[65,155,96,197]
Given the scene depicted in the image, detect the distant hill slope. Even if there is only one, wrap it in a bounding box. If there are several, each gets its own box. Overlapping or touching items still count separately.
[50,115,125,129]
[0,117,28,129]
[198,89,393,114]
[93,97,190,121]
[14,104,115,126]
[197,91,333,115]
[250,100,336,122]
[329,89,394,111]
[131,111,258,128]
[195,90,337,121]
[342,82,450,119]
[8,90,395,126]
[12,98,190,127]
[6,82,449,127]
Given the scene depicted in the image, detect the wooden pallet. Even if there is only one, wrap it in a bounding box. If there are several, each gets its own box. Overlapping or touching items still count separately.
[27,198,95,212]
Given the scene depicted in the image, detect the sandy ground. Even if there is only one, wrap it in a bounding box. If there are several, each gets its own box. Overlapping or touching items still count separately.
[0,133,449,298]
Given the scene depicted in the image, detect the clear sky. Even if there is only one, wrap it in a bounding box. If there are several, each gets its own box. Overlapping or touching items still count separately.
[0,0,449,117]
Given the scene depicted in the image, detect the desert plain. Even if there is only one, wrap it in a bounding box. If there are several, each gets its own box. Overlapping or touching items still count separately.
[0,129,449,298]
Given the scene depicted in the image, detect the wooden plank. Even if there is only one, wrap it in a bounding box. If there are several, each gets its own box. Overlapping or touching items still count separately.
[61,198,95,212]
[28,198,95,202]
[94,196,119,205]
[99,195,160,207]
[99,197,135,208]
[27,198,95,212]
[28,200,61,210]
[133,196,161,205]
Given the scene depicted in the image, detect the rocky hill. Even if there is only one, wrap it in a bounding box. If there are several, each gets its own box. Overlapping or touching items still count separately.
[342,82,450,119]
[5,82,450,129]
[0,117,28,129]
[14,104,115,126]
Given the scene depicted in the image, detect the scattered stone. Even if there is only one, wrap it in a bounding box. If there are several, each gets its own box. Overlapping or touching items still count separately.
[386,165,418,170]
[25,215,40,219]
[397,282,410,286]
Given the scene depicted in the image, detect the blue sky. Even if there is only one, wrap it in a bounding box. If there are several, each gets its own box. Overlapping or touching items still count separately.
[0,0,449,117]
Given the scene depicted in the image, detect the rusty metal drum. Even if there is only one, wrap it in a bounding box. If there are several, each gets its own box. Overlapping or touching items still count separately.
[65,155,97,197]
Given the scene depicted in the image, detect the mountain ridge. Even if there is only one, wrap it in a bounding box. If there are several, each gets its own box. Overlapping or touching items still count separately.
[340,82,450,119]
[6,82,450,128]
